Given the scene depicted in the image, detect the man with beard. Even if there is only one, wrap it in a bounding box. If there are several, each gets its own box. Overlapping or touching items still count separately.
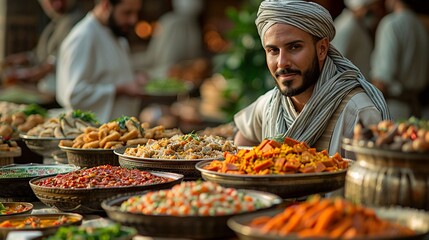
[56,0,146,123]
[233,0,390,158]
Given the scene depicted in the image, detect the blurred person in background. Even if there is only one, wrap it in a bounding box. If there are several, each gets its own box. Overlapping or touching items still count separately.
[131,0,204,80]
[233,0,390,158]
[370,0,429,120]
[2,0,85,102]
[56,0,147,123]
[332,0,385,79]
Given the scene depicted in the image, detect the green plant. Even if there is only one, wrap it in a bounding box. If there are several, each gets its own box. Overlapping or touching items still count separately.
[214,0,273,121]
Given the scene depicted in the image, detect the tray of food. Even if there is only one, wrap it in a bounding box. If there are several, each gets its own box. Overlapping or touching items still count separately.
[29,165,184,214]
[116,133,237,180]
[196,138,350,199]
[102,181,282,239]
[227,195,429,240]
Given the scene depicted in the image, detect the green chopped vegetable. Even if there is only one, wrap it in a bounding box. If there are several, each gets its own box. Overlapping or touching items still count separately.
[71,109,99,124]
[22,104,47,117]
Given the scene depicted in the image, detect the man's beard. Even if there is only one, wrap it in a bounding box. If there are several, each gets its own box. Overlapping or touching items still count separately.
[108,13,129,37]
[275,53,320,97]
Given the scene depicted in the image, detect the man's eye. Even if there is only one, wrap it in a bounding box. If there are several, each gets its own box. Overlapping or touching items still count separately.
[267,48,279,54]
[290,44,301,51]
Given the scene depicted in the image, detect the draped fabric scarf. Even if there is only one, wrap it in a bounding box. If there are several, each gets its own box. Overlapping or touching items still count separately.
[256,0,390,145]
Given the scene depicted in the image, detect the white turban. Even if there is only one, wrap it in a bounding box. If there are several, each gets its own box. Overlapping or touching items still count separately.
[256,0,336,46]
[344,0,379,10]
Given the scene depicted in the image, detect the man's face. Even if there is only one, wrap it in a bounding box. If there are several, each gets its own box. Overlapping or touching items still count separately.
[108,0,142,37]
[264,24,321,97]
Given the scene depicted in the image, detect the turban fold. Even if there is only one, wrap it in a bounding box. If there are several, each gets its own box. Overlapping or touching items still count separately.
[256,0,336,45]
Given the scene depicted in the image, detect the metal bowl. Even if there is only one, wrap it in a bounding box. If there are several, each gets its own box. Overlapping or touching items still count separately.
[29,171,184,214]
[342,139,429,210]
[0,163,79,202]
[115,146,218,181]
[19,134,73,158]
[0,202,33,216]
[227,206,429,240]
[59,145,119,168]
[0,213,83,240]
[196,160,350,199]
[101,189,282,239]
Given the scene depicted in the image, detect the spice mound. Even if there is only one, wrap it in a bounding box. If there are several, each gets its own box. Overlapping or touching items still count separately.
[204,138,348,175]
[34,165,173,188]
[124,134,237,160]
[120,181,268,216]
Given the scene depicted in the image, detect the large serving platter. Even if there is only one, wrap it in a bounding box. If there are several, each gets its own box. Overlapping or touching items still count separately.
[29,171,184,214]
[19,134,74,158]
[227,206,429,240]
[101,189,282,239]
[0,163,79,202]
[115,146,219,180]
[195,160,351,199]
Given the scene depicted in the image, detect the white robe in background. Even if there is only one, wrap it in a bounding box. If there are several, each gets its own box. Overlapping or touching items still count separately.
[57,13,140,123]
[332,9,373,79]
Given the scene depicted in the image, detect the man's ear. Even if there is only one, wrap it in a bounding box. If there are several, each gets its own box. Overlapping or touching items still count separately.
[316,37,329,62]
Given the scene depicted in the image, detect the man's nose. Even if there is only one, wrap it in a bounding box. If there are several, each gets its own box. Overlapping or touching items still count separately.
[277,51,291,69]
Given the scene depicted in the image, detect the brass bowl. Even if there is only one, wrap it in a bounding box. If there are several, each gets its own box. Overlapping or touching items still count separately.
[227,206,429,240]
[342,139,429,210]
[101,189,282,239]
[19,134,73,158]
[0,213,83,240]
[0,163,79,202]
[59,146,119,168]
[29,171,184,214]
[196,160,350,199]
[115,146,218,181]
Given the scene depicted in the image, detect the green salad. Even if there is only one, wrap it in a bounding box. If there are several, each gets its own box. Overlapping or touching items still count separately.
[45,224,136,240]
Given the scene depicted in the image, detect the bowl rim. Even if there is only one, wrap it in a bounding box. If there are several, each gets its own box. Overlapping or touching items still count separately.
[0,212,83,230]
[0,163,80,181]
[19,134,75,141]
[29,170,185,192]
[0,202,33,216]
[342,138,429,159]
[101,188,283,219]
[114,145,222,162]
[195,159,351,179]
[59,145,115,153]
